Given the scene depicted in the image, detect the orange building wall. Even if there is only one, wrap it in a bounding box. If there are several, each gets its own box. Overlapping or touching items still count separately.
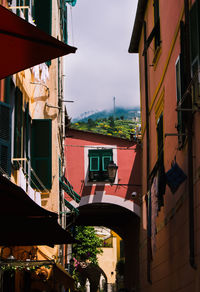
[137,0,200,291]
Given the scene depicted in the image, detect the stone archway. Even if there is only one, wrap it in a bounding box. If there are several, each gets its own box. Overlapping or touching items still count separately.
[77,263,108,292]
[68,201,140,292]
[71,193,140,218]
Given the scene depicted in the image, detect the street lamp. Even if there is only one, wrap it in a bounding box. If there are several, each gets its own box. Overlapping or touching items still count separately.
[107,161,118,183]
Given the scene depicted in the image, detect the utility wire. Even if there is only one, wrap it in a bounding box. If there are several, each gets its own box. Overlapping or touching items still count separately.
[64,144,137,150]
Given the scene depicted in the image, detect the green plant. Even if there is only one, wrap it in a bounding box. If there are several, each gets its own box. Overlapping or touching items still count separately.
[72,226,103,265]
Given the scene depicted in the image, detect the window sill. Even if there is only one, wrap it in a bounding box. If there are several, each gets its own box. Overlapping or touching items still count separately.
[86,180,113,186]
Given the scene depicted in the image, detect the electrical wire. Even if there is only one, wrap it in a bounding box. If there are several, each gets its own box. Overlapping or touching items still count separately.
[64,144,137,150]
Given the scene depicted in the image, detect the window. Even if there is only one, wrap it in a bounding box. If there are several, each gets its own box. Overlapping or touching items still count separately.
[16,0,30,20]
[189,0,199,71]
[176,56,186,148]
[156,113,166,210]
[153,0,160,51]
[33,0,52,35]
[14,87,23,162]
[13,88,31,176]
[0,77,11,176]
[157,114,163,158]
[60,0,68,44]
[88,149,113,182]
[31,119,52,190]
[32,0,52,66]
[175,21,187,149]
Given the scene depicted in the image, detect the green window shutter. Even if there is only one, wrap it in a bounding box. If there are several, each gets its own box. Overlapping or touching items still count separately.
[24,103,31,173]
[33,0,52,35]
[175,22,186,149]
[0,102,11,176]
[16,0,20,16]
[88,149,113,181]
[176,57,183,138]
[89,149,101,171]
[102,155,112,171]
[31,119,52,190]
[14,87,23,160]
[24,0,30,21]
[63,4,68,44]
[153,0,160,50]
[189,1,199,67]
[157,114,163,156]
[4,77,11,104]
[90,156,100,171]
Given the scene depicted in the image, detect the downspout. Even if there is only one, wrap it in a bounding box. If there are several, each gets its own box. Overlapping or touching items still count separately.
[143,21,151,283]
[184,0,196,269]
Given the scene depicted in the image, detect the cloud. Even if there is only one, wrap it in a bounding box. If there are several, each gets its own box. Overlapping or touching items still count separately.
[64,0,139,118]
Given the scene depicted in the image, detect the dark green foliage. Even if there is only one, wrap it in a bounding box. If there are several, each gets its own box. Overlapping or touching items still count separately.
[108,116,115,128]
[72,226,103,265]
[71,117,141,140]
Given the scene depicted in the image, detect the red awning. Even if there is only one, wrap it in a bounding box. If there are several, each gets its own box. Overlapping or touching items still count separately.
[0,174,76,246]
[0,5,77,80]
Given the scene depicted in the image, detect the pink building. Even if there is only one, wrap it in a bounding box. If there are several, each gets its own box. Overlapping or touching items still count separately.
[64,128,142,291]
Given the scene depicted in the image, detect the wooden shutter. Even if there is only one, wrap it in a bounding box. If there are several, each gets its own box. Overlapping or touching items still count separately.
[90,156,100,171]
[102,149,113,171]
[89,149,113,181]
[174,22,186,148]
[14,87,23,160]
[189,1,199,68]
[153,0,160,49]
[176,57,183,135]
[23,103,31,174]
[0,102,11,176]
[157,114,163,156]
[63,4,68,44]
[33,0,52,35]
[31,119,52,190]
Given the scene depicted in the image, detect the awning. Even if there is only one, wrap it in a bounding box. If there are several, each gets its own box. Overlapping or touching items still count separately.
[0,5,77,80]
[0,174,56,217]
[0,174,76,246]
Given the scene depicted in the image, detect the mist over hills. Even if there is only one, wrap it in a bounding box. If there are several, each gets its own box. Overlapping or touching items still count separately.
[72,106,140,122]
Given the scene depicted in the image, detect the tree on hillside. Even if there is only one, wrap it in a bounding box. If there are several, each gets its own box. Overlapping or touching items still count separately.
[87,118,95,129]
[108,116,115,128]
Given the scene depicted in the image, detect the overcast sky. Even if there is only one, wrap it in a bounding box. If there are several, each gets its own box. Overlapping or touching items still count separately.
[64,0,139,119]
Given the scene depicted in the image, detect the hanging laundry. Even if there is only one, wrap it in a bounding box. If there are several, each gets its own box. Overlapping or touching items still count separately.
[157,162,166,210]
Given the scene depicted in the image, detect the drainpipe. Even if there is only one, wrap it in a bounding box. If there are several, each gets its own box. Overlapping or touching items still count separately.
[184,0,196,269]
[143,21,151,283]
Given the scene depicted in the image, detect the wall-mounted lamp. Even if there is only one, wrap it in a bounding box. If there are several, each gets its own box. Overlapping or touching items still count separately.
[107,161,118,183]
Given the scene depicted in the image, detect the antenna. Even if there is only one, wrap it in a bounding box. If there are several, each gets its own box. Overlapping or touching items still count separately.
[113,96,116,118]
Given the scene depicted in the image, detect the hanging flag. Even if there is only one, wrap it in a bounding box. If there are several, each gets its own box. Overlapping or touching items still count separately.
[165,162,187,194]
[65,0,77,7]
